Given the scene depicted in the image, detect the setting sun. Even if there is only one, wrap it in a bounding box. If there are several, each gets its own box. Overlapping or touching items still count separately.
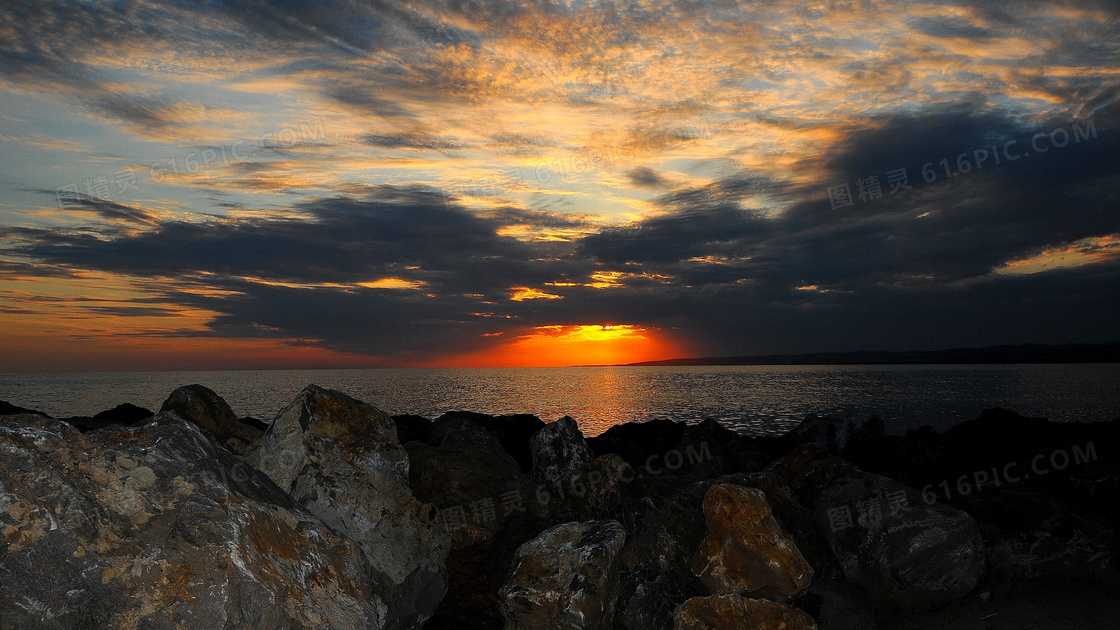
[430,324,686,367]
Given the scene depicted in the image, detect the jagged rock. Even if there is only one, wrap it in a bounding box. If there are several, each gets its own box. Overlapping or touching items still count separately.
[0,414,386,629]
[393,413,434,444]
[621,568,706,630]
[766,444,860,505]
[691,484,813,600]
[676,419,771,478]
[783,411,885,456]
[588,418,686,469]
[407,422,524,548]
[0,400,47,417]
[249,385,450,629]
[93,402,154,425]
[531,416,593,484]
[812,470,985,611]
[499,520,626,630]
[431,411,545,473]
[160,384,262,454]
[673,594,818,630]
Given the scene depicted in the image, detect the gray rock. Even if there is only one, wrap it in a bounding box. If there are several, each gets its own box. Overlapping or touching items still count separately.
[499,520,626,630]
[248,385,450,630]
[0,413,386,629]
[160,384,263,454]
[531,416,593,484]
[812,471,985,611]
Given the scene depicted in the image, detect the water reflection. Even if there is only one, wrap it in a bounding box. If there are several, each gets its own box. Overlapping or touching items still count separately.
[1,364,1118,437]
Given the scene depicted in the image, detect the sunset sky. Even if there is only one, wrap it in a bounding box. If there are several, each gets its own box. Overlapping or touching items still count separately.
[1,0,1118,371]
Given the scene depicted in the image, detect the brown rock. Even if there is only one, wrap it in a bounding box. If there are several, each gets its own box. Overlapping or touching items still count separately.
[691,483,814,601]
[673,593,818,630]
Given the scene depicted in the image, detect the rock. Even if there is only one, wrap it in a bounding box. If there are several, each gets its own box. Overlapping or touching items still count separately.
[673,594,818,630]
[691,484,814,601]
[499,520,626,630]
[93,402,154,425]
[0,400,47,417]
[0,414,386,629]
[531,416,593,484]
[588,418,686,469]
[767,444,860,505]
[797,577,877,630]
[249,385,450,629]
[812,471,985,611]
[783,411,885,456]
[676,419,771,478]
[160,384,263,454]
[621,568,706,630]
[431,411,546,473]
[394,413,434,444]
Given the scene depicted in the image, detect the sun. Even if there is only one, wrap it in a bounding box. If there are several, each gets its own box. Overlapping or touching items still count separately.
[430,324,688,368]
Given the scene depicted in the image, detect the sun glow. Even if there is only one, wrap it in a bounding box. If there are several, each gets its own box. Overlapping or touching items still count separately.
[430,324,687,367]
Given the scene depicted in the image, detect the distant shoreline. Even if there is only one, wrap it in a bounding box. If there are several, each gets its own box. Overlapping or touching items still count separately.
[607,341,1120,368]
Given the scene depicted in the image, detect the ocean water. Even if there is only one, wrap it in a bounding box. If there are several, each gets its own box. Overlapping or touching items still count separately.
[1,364,1118,437]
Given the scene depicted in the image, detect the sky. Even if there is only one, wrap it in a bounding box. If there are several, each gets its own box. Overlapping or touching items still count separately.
[1,0,1118,371]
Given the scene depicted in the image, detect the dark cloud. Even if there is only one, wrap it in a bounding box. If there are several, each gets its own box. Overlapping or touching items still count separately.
[625,166,668,188]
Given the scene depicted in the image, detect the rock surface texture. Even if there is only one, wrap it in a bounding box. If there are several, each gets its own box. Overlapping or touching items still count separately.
[811,470,986,611]
[691,483,814,600]
[499,519,626,630]
[249,385,450,629]
[0,414,386,629]
[673,593,819,630]
[531,416,593,484]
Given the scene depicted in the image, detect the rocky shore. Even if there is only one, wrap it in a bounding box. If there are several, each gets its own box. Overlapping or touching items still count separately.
[1,385,1117,629]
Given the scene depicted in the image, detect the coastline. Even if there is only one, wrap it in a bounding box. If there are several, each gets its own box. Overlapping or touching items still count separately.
[2,385,1118,629]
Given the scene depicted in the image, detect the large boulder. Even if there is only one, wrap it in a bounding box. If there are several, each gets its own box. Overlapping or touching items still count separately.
[531,416,593,484]
[431,411,546,473]
[249,385,450,629]
[673,594,818,630]
[499,520,626,630]
[0,414,385,629]
[691,484,814,601]
[160,384,262,454]
[811,471,986,611]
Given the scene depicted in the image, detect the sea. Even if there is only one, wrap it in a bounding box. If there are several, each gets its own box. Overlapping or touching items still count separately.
[1,364,1118,437]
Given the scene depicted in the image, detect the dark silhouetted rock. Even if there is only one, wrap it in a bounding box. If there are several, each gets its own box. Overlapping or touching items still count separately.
[797,577,877,630]
[691,483,814,601]
[0,414,386,629]
[249,384,450,629]
[766,444,861,505]
[499,519,626,630]
[160,384,262,454]
[588,418,686,469]
[531,416,593,484]
[621,568,706,630]
[782,411,885,456]
[93,402,153,425]
[431,411,546,473]
[813,471,986,611]
[0,400,47,417]
[394,413,434,444]
[673,593,818,630]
